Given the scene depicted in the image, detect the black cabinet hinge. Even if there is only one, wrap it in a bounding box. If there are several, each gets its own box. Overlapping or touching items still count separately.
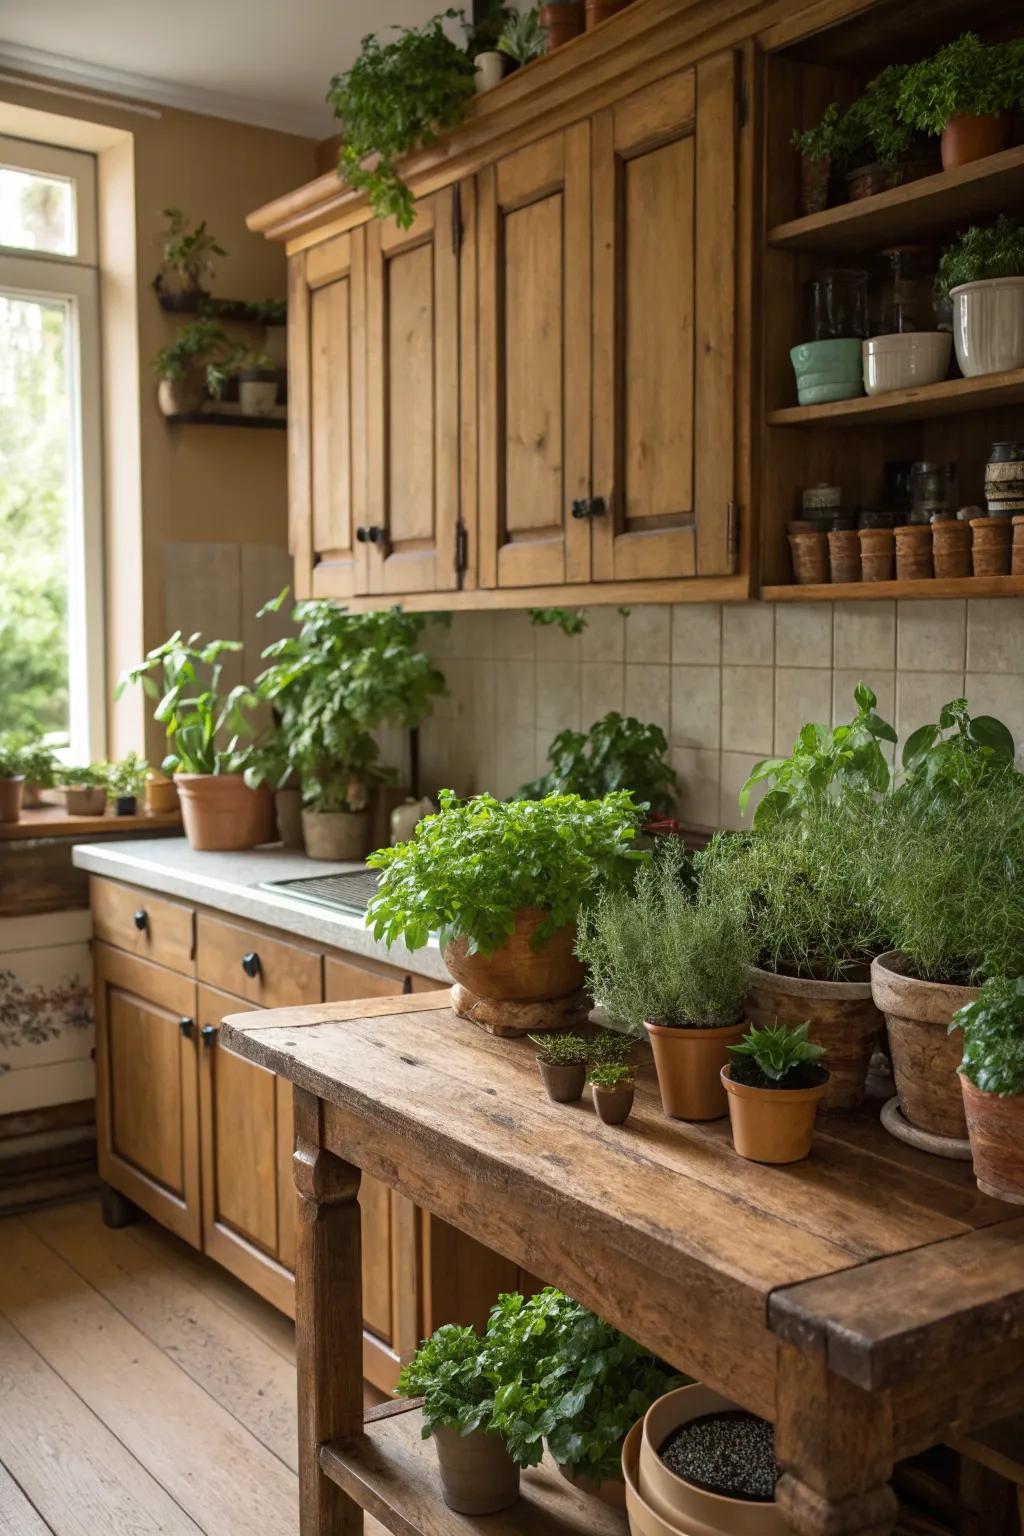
[451,183,463,257]
[727,501,740,573]
[455,520,468,589]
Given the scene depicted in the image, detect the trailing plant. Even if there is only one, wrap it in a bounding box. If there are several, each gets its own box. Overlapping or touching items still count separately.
[586,1028,637,1066]
[328,12,476,227]
[728,1021,826,1090]
[154,319,234,396]
[936,215,1024,299]
[899,696,1015,806]
[953,976,1024,1098]
[518,712,678,815]
[116,632,256,776]
[397,1323,504,1438]
[498,6,546,64]
[587,1061,634,1090]
[527,1032,590,1065]
[898,32,1024,138]
[528,607,587,636]
[107,752,148,798]
[576,840,751,1032]
[366,789,645,955]
[158,207,224,293]
[58,761,110,788]
[741,681,895,828]
[791,101,844,162]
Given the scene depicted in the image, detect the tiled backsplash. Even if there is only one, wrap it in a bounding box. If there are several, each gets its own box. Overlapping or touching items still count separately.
[418,599,1024,831]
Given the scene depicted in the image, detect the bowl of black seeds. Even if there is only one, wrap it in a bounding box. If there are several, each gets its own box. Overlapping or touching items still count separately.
[658,1409,779,1503]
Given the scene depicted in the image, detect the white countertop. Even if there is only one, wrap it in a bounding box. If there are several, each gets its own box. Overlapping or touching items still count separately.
[71,838,450,982]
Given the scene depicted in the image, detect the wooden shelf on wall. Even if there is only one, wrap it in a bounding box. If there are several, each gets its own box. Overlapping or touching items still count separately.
[768,144,1024,254]
[164,410,286,430]
[764,575,1024,604]
[767,367,1024,427]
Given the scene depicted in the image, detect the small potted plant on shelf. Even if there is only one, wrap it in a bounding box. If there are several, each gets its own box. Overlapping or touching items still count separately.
[465,1,515,91]
[576,840,751,1121]
[244,298,287,368]
[106,752,148,816]
[14,736,57,808]
[516,711,678,818]
[528,1031,590,1102]
[396,1322,520,1514]
[790,102,844,216]
[952,977,1024,1204]
[154,206,225,311]
[839,63,932,201]
[236,350,279,416]
[58,762,110,817]
[936,215,1024,380]
[538,0,583,51]
[898,32,1023,171]
[0,736,28,823]
[588,1060,636,1125]
[722,1022,829,1164]
[497,6,547,68]
[154,319,233,416]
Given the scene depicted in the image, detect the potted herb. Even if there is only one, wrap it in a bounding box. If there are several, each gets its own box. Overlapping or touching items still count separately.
[898,32,1021,171]
[116,632,265,851]
[58,762,109,817]
[791,103,844,216]
[577,842,750,1121]
[936,216,1024,379]
[107,752,148,815]
[155,206,225,311]
[154,319,233,416]
[0,736,28,823]
[244,298,287,367]
[328,13,476,228]
[497,6,547,68]
[367,790,644,1007]
[538,1,583,51]
[14,736,57,808]
[840,64,926,200]
[953,977,1024,1204]
[722,1023,828,1164]
[465,1,514,91]
[588,1060,635,1125]
[396,1322,519,1514]
[236,350,279,416]
[517,712,678,818]
[528,1032,590,1102]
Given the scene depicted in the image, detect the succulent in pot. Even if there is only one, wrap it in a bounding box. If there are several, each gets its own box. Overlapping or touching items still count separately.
[722,1022,829,1164]
[588,1060,636,1125]
[0,734,29,823]
[528,1031,590,1102]
[897,33,1023,171]
[497,5,547,67]
[936,216,1024,379]
[952,977,1024,1204]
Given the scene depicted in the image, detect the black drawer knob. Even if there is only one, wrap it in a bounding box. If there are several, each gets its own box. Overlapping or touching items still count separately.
[201,1024,218,1046]
[241,951,261,979]
[178,1017,194,1039]
[133,909,148,932]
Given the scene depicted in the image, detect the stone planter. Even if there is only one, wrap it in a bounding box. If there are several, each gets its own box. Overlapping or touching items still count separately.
[746,964,882,1110]
[871,951,978,1140]
[301,808,371,861]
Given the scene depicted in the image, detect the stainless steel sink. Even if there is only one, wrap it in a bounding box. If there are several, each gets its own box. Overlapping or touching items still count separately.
[260,868,381,914]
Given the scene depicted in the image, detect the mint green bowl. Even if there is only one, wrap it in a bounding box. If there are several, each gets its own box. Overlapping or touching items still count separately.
[790,339,864,406]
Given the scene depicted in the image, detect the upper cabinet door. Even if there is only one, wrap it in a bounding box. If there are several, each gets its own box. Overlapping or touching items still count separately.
[290,230,368,599]
[478,127,591,590]
[364,185,464,596]
[591,55,739,582]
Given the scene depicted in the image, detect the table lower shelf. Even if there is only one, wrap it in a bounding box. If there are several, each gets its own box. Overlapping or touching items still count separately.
[320,1403,626,1536]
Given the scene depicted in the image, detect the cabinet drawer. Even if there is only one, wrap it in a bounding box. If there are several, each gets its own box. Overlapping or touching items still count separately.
[91,876,195,973]
[196,913,322,1008]
[324,953,410,1001]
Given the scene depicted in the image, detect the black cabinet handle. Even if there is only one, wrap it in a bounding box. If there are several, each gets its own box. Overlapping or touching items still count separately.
[355,525,367,542]
[201,1024,218,1046]
[133,909,148,932]
[357,525,386,545]
[570,496,607,520]
[178,1017,195,1039]
[241,951,261,979]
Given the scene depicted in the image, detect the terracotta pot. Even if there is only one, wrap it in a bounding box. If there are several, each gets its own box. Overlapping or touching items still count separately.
[274,787,304,848]
[539,1,583,49]
[940,113,1011,172]
[1013,515,1024,577]
[592,1082,635,1125]
[643,1018,744,1120]
[723,1067,828,1163]
[960,1075,1024,1204]
[538,1059,586,1103]
[971,516,1012,577]
[0,777,24,824]
[746,965,881,1111]
[894,523,933,580]
[431,1425,520,1515]
[174,773,263,852]
[871,952,977,1140]
[145,772,179,815]
[21,782,45,809]
[250,786,275,844]
[554,1458,626,1509]
[788,529,829,585]
[445,908,584,1003]
[858,526,895,582]
[301,808,371,861]
[931,519,971,579]
[827,527,861,584]
[585,0,628,28]
[63,785,107,816]
[799,152,830,217]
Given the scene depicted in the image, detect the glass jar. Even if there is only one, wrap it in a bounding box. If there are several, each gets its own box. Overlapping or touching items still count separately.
[910,461,957,526]
[806,268,869,341]
[876,246,936,335]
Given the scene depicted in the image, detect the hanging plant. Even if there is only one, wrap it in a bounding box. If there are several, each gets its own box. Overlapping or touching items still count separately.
[327,10,477,228]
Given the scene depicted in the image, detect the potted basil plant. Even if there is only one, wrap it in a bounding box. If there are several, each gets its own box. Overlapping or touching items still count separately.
[953,977,1024,1205]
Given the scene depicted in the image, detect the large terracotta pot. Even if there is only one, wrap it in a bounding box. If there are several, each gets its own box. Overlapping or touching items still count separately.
[960,1075,1024,1205]
[431,1426,519,1514]
[585,0,629,26]
[175,773,263,852]
[0,777,24,824]
[301,808,371,861]
[722,1068,829,1164]
[746,965,881,1110]
[539,1,583,49]
[444,908,584,1003]
[871,951,978,1140]
[940,113,1011,171]
[644,1018,744,1120]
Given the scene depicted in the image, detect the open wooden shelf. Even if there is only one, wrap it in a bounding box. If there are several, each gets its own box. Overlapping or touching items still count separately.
[764,575,1024,603]
[320,1403,626,1536]
[0,807,182,841]
[767,366,1024,427]
[165,410,286,430]
[768,144,1024,254]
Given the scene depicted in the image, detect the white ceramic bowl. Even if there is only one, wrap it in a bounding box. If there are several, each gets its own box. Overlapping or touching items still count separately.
[862,331,952,396]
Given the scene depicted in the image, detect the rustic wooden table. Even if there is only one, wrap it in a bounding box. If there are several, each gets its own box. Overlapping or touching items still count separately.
[221,992,1024,1536]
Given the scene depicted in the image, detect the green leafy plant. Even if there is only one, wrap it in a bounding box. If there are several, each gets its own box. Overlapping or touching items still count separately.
[107,752,148,798]
[498,6,546,63]
[116,632,256,776]
[243,298,287,324]
[585,1028,637,1066]
[528,607,587,636]
[741,682,895,828]
[898,33,1024,138]
[237,349,276,374]
[953,977,1024,1098]
[397,1323,503,1438]
[154,319,234,396]
[16,736,58,788]
[465,0,515,56]
[577,840,751,1031]
[328,11,476,228]
[518,713,678,816]
[367,789,644,955]
[58,761,110,789]
[791,101,845,161]
[843,63,916,173]
[936,215,1024,299]
[728,1021,826,1090]
[900,697,1015,804]
[159,207,225,293]
[587,1061,634,1089]
[527,1032,590,1065]
[0,734,30,779]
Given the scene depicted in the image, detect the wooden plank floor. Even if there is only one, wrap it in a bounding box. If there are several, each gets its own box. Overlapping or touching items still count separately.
[0,1198,384,1536]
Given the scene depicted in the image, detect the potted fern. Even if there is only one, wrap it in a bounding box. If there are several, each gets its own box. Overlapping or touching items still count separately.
[791,103,844,215]
[722,1023,829,1164]
[898,32,1023,170]
[936,216,1024,379]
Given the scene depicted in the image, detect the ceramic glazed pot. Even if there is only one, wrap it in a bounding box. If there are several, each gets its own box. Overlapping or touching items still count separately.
[274,787,304,849]
[239,374,279,415]
[431,1426,520,1515]
[789,339,863,406]
[746,965,881,1110]
[474,50,508,92]
[960,1075,1024,1204]
[174,773,263,852]
[644,1018,744,1120]
[63,785,107,816]
[444,908,584,1003]
[722,1068,828,1163]
[871,951,978,1140]
[639,1385,788,1535]
[971,517,1013,577]
[931,519,971,579]
[862,331,951,396]
[538,1059,586,1103]
[539,1,583,49]
[0,777,24,824]
[301,808,371,861]
[940,113,1011,172]
[592,1082,635,1125]
[951,278,1024,378]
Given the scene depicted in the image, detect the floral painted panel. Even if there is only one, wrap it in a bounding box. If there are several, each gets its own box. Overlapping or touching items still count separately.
[0,911,93,1114]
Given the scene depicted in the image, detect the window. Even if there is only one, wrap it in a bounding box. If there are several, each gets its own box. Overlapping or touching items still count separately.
[0,135,104,761]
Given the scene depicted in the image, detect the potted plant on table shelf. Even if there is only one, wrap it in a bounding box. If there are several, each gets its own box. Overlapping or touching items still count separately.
[106,752,148,816]
[497,6,547,68]
[952,977,1024,1204]
[528,1031,591,1102]
[58,762,110,817]
[154,319,234,416]
[236,350,280,416]
[465,0,515,91]
[243,298,287,368]
[898,32,1024,171]
[790,102,845,216]
[6,735,56,809]
[722,1022,829,1164]
[154,206,225,311]
[0,736,28,823]
[516,712,678,821]
[588,1060,636,1125]
[936,216,1024,379]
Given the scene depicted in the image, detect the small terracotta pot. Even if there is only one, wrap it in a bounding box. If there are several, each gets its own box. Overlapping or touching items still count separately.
[643,1018,744,1120]
[274,786,304,848]
[971,516,1012,577]
[585,0,628,27]
[445,908,584,1003]
[788,529,829,584]
[827,527,861,584]
[931,518,971,579]
[63,785,107,816]
[746,965,881,1111]
[539,1,583,49]
[145,772,179,815]
[894,523,933,581]
[858,526,895,582]
[871,952,977,1140]
[960,1075,1024,1204]
[1013,515,1024,576]
[301,807,370,861]
[431,1426,520,1515]
[174,773,263,852]
[592,1082,635,1125]
[722,1067,829,1163]
[940,114,1011,172]
[0,777,25,824]
[538,1059,586,1103]
[799,152,830,217]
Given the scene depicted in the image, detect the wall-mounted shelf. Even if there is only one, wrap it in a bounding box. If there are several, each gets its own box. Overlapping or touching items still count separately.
[165,409,286,430]
[764,575,1024,603]
[768,367,1024,427]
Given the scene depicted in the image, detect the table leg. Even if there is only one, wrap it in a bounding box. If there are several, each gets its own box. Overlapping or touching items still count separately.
[294,1085,364,1536]
[775,1342,899,1535]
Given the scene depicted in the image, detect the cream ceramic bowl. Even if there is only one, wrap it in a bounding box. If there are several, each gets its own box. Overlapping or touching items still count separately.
[624,1419,694,1536]
[638,1384,788,1536]
[862,331,951,396]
